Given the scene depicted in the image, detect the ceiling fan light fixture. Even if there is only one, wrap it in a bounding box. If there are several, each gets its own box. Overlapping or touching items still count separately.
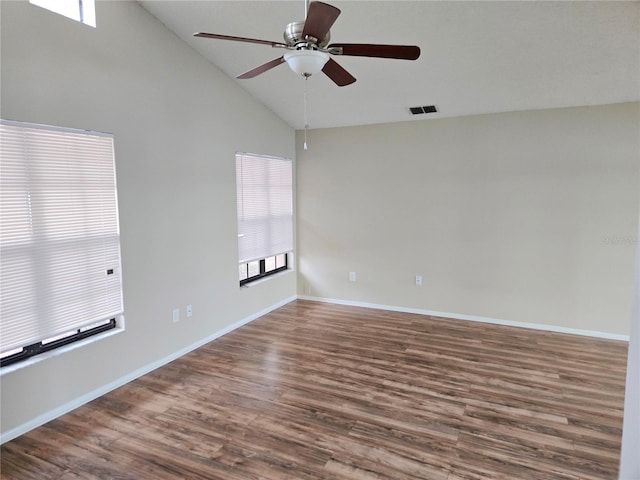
[284,50,330,77]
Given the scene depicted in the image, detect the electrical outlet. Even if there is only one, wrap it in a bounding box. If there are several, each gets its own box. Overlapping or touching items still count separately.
[186,305,192,318]
[349,271,356,282]
[172,308,180,323]
[415,275,423,286]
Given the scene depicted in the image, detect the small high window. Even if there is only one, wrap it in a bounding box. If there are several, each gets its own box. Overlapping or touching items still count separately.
[30,0,96,27]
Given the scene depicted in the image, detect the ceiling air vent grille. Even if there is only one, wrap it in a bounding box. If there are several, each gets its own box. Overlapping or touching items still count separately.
[409,105,438,115]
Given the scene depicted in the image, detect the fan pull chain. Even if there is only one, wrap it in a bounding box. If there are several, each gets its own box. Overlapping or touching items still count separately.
[303,75,309,151]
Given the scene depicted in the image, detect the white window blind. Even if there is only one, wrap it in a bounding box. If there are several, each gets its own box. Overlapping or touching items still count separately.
[236,153,293,264]
[0,120,123,355]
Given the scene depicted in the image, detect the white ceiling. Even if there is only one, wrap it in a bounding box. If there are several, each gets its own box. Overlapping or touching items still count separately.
[139,1,640,130]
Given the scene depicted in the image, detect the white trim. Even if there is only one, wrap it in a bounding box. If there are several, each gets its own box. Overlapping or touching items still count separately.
[0,295,297,445]
[240,267,294,289]
[297,295,630,342]
[618,216,640,478]
[0,322,125,377]
[2,293,626,444]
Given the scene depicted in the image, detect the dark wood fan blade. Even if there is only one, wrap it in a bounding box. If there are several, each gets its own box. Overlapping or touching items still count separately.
[237,57,286,79]
[302,2,341,43]
[322,58,356,87]
[328,43,421,60]
[194,32,288,48]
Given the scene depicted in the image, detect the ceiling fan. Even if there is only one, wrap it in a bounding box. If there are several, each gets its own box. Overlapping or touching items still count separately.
[193,1,421,86]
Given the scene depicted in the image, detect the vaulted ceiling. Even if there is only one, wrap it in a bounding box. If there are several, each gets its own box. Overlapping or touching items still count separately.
[139,1,640,130]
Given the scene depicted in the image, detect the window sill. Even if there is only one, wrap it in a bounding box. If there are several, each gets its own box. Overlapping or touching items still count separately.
[0,325,125,376]
[240,268,294,289]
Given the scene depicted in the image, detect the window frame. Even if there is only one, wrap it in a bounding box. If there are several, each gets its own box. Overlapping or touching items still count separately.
[1,319,116,368]
[29,0,96,27]
[239,253,289,286]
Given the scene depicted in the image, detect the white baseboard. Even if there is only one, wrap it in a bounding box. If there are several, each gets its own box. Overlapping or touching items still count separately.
[2,293,626,444]
[297,295,630,342]
[0,295,297,445]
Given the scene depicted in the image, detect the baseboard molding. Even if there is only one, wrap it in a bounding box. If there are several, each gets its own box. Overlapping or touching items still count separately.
[0,295,297,445]
[2,293,626,444]
[297,295,630,342]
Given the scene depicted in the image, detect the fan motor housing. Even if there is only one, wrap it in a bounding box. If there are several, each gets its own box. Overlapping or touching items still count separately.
[284,21,330,48]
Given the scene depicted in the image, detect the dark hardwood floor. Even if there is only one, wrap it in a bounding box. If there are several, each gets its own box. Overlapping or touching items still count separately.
[1,300,629,479]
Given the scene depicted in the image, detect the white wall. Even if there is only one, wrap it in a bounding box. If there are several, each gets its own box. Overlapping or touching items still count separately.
[297,103,639,336]
[619,217,639,479]
[0,0,295,438]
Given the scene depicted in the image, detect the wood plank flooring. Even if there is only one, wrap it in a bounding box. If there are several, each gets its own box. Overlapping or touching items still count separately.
[1,300,629,479]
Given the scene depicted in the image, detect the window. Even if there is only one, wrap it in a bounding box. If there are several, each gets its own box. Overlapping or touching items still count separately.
[0,120,123,367]
[236,153,293,286]
[30,0,96,27]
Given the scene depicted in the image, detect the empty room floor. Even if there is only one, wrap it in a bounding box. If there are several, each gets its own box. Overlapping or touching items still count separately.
[0,300,628,479]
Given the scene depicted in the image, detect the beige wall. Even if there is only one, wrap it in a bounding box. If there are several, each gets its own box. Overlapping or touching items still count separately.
[297,103,639,335]
[0,0,295,437]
